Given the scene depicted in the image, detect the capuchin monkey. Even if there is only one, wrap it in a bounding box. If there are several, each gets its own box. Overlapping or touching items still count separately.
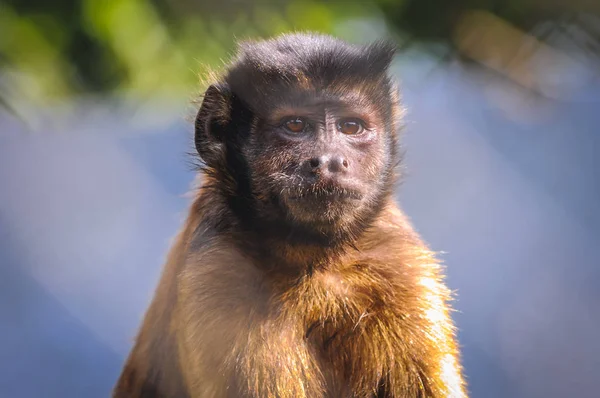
[113,33,467,398]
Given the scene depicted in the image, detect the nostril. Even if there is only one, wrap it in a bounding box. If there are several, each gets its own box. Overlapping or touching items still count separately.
[309,158,320,169]
[328,156,348,173]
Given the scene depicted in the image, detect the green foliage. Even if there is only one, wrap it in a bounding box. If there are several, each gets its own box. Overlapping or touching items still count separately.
[0,0,597,106]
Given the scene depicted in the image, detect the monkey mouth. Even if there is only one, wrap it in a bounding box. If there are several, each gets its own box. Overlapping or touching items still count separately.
[283,187,364,226]
[287,187,363,202]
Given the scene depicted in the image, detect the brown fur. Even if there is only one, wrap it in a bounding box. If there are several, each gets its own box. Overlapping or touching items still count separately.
[114,186,466,397]
[114,33,466,398]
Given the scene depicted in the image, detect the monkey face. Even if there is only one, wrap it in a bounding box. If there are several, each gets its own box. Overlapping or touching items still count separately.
[244,95,394,230]
[195,34,401,240]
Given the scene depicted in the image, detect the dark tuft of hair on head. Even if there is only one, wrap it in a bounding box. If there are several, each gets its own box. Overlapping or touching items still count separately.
[224,33,397,104]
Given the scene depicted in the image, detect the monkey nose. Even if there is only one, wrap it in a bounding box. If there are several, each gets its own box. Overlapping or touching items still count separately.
[308,155,349,174]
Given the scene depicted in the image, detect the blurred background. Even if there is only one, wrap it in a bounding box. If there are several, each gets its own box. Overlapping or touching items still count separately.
[1,0,599,397]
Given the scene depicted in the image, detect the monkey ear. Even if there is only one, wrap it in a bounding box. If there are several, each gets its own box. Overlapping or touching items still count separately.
[194,83,231,167]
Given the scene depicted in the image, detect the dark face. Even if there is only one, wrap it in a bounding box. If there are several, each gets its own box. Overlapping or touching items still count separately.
[195,34,401,241]
[243,89,393,231]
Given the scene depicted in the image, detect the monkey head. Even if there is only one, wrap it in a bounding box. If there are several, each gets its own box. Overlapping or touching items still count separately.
[195,33,403,243]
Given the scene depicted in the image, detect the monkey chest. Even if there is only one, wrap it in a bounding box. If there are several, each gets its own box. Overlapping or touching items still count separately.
[298,270,399,360]
[292,275,402,395]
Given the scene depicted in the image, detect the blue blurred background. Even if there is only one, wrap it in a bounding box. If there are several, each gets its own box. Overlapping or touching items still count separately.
[1,1,599,397]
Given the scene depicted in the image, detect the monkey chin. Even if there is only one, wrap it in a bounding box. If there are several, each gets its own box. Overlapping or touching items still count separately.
[283,190,365,229]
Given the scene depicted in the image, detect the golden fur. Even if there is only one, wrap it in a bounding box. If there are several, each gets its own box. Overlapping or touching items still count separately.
[114,183,466,397]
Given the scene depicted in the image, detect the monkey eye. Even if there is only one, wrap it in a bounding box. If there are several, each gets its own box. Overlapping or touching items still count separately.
[337,118,365,135]
[283,117,307,133]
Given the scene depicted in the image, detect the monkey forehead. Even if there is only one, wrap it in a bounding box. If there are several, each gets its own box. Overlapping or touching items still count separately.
[233,76,394,123]
[224,77,395,128]
[264,89,382,123]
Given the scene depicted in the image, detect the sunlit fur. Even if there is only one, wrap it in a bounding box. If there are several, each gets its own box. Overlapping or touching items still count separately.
[113,33,467,398]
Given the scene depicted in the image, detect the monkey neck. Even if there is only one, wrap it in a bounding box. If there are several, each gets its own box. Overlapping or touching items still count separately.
[228,215,351,272]
[225,195,393,273]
